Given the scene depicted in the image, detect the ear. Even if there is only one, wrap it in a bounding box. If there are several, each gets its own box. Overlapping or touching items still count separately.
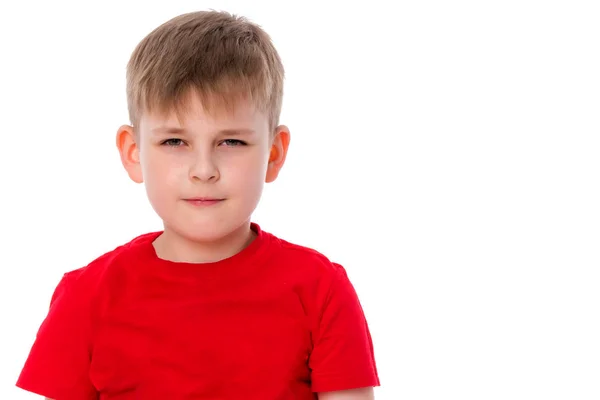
[265,125,291,183]
[116,124,143,184]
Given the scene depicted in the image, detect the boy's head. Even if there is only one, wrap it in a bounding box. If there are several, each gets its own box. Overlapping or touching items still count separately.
[116,10,290,243]
[126,10,284,132]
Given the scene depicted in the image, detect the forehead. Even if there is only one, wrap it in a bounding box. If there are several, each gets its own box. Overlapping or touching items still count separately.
[139,90,269,132]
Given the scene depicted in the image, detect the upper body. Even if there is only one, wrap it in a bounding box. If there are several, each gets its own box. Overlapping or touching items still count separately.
[18,223,379,399]
[17,9,379,400]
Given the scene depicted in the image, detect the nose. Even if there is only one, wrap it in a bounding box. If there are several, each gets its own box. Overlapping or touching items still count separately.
[189,151,220,182]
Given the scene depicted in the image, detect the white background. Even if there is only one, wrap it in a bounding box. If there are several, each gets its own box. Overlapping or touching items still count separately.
[1,1,599,399]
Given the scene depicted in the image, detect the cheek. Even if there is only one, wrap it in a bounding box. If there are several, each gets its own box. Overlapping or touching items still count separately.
[222,154,268,192]
[232,153,268,177]
[141,151,185,189]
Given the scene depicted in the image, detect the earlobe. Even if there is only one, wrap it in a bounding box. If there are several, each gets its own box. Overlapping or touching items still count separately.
[116,124,143,184]
[265,125,291,183]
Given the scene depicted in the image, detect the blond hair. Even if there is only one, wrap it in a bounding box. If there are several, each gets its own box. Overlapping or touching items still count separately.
[126,10,284,130]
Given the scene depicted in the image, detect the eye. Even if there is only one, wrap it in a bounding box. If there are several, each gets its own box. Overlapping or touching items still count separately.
[161,138,185,147]
[221,139,246,147]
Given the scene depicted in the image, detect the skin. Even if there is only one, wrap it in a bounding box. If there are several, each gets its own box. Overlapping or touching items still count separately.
[44,91,374,399]
[319,388,375,400]
[117,91,289,263]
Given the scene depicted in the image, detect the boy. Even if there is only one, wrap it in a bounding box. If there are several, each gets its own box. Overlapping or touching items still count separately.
[17,10,379,400]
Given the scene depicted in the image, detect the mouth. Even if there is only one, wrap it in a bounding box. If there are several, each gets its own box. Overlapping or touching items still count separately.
[183,197,225,206]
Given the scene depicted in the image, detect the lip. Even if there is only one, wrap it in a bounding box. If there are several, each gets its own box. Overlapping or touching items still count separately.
[183,198,225,206]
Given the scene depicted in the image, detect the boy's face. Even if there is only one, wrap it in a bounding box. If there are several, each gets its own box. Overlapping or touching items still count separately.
[116,92,290,243]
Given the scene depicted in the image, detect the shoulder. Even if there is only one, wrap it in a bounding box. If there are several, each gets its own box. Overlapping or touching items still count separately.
[263,231,353,308]
[52,232,160,303]
[14,234,158,399]
[263,231,381,392]
[267,232,347,279]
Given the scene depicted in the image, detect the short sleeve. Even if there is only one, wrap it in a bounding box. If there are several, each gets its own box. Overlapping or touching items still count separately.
[309,263,380,393]
[16,271,97,399]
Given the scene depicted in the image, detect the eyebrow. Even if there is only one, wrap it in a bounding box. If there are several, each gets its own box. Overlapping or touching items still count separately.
[218,129,257,136]
[151,127,256,136]
[151,127,185,135]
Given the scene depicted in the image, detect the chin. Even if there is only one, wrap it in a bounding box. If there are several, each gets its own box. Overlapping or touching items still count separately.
[165,218,250,243]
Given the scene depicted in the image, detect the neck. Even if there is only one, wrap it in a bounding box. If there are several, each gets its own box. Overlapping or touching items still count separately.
[153,221,256,264]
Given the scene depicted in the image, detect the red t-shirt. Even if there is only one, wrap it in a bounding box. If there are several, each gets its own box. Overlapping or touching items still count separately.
[17,223,379,399]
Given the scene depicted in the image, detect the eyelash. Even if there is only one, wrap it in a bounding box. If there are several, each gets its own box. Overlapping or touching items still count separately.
[221,139,246,147]
[162,138,185,147]
[161,139,247,147]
